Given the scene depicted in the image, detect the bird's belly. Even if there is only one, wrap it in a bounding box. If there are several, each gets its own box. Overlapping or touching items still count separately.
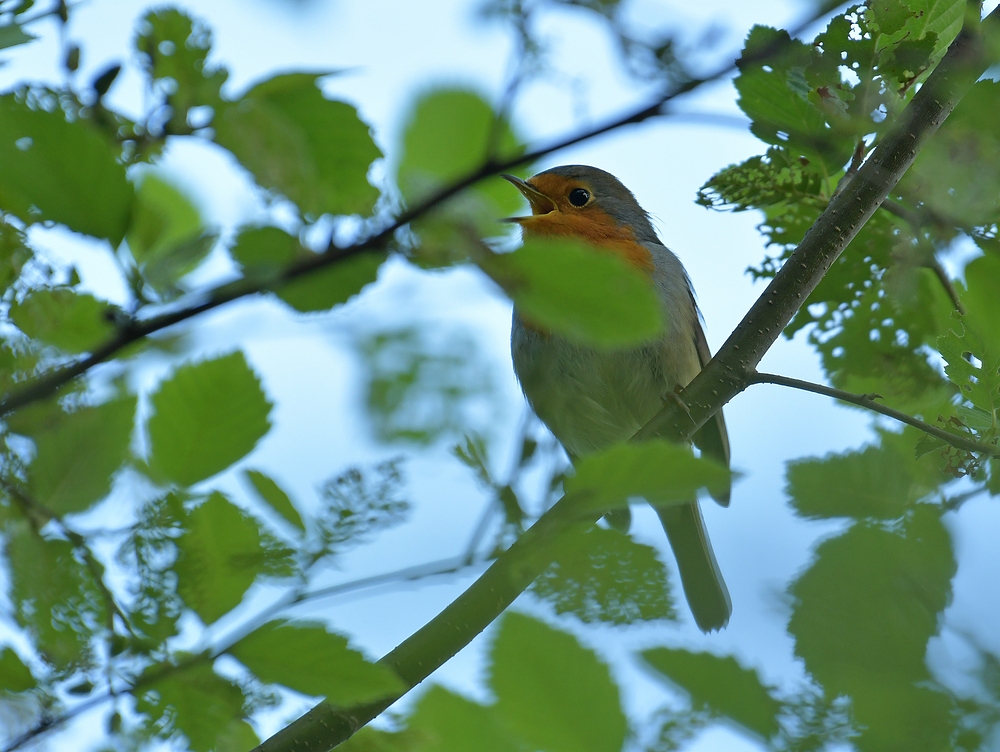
[511,321,668,457]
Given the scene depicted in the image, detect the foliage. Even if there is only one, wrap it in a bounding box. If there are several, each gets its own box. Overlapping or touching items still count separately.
[0,1,998,752]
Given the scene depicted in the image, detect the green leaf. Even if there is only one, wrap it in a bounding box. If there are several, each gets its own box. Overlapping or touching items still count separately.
[0,647,36,693]
[143,231,218,297]
[215,73,381,218]
[127,173,202,264]
[642,648,782,739]
[490,612,627,752]
[407,685,523,752]
[532,525,676,625]
[0,95,132,243]
[243,469,304,530]
[229,619,404,705]
[9,288,117,354]
[229,225,299,278]
[175,492,273,624]
[565,440,731,512]
[134,9,227,134]
[136,660,246,752]
[147,351,272,486]
[6,524,107,671]
[0,221,32,292]
[0,22,35,51]
[277,251,384,313]
[16,395,137,515]
[481,237,664,348]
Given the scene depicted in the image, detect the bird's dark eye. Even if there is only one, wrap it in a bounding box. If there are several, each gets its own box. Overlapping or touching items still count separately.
[568,187,590,207]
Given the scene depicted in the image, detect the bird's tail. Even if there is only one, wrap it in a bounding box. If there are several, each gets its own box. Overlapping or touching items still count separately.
[656,502,731,632]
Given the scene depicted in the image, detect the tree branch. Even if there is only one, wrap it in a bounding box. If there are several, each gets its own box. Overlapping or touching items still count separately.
[749,371,1000,458]
[252,11,1000,752]
[0,7,829,421]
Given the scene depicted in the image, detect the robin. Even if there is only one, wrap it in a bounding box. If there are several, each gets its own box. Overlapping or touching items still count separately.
[502,165,732,632]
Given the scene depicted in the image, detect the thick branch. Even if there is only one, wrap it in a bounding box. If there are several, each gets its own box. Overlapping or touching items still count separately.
[750,372,1000,458]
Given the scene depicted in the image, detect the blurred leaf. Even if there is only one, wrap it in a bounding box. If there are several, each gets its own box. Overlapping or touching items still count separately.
[243,469,304,530]
[317,459,409,548]
[136,660,246,752]
[230,619,404,705]
[9,288,118,354]
[642,648,782,739]
[0,95,132,243]
[147,351,272,486]
[0,22,35,51]
[0,647,36,693]
[0,221,31,292]
[786,435,949,520]
[134,8,228,134]
[357,327,495,444]
[6,524,106,672]
[481,237,664,348]
[532,525,676,625]
[338,726,418,752]
[127,174,202,264]
[277,251,384,313]
[215,73,381,217]
[490,612,627,752]
[174,492,287,624]
[143,231,218,297]
[789,505,956,750]
[14,395,137,515]
[230,225,298,277]
[215,721,260,752]
[407,685,523,752]
[565,440,731,513]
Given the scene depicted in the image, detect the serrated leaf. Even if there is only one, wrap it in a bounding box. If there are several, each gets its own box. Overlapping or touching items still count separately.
[642,648,781,739]
[565,440,731,513]
[277,251,384,313]
[6,524,106,671]
[490,613,626,752]
[0,647,36,693]
[134,9,227,134]
[136,660,246,752]
[481,237,663,348]
[17,395,137,514]
[407,685,522,752]
[230,619,404,705]
[9,288,118,354]
[532,525,676,624]
[175,492,274,624]
[0,95,132,243]
[215,73,381,218]
[147,351,272,486]
[243,469,304,530]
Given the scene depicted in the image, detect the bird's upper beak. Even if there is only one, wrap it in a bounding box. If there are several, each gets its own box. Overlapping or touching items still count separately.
[501,174,556,222]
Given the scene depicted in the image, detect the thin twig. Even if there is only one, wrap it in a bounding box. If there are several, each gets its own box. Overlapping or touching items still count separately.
[749,371,999,458]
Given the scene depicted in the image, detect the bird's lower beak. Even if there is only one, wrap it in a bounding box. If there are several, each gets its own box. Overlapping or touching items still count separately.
[501,174,556,222]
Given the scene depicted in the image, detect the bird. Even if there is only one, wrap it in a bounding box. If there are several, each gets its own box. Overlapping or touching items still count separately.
[502,165,732,632]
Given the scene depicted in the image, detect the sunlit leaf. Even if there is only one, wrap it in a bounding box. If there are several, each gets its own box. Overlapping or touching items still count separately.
[532,525,676,625]
[0,647,36,693]
[6,523,106,672]
[215,73,381,217]
[789,505,956,750]
[134,9,227,134]
[136,659,246,752]
[174,492,282,624]
[243,469,304,530]
[14,395,137,514]
[407,685,522,752]
[230,620,404,705]
[642,648,782,739]
[565,440,731,512]
[147,351,272,486]
[481,237,664,348]
[490,613,627,752]
[0,95,132,243]
[9,288,118,354]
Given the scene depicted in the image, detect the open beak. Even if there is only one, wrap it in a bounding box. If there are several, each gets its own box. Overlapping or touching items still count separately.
[501,174,556,222]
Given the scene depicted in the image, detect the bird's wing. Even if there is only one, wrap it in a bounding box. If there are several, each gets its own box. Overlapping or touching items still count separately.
[691,315,732,507]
